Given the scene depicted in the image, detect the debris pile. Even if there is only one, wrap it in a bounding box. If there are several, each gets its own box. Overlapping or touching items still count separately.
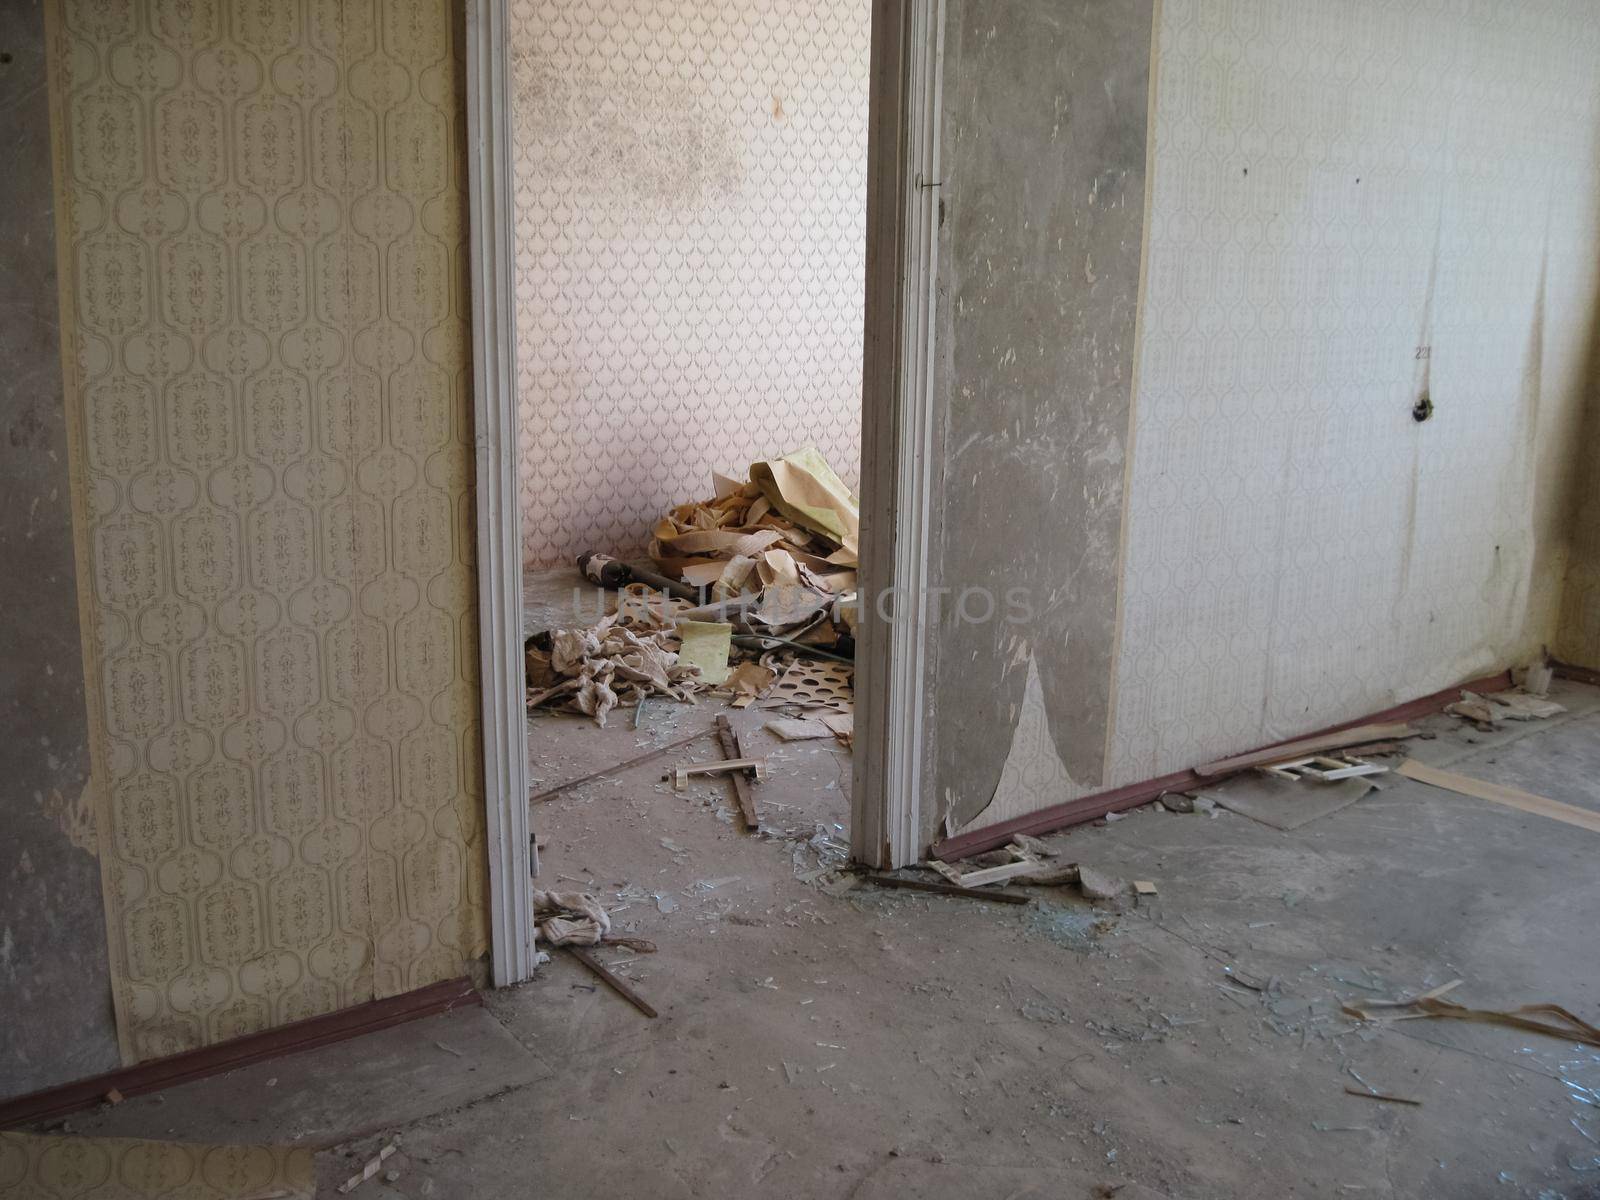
[527,447,859,725]
[526,597,704,725]
[1444,687,1565,729]
[651,446,858,600]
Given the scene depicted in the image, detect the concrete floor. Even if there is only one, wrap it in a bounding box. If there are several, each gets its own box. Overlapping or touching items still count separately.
[53,682,1600,1199]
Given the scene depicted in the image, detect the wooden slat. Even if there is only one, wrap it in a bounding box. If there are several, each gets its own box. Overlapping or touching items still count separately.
[864,875,1032,904]
[953,860,1046,888]
[1196,723,1414,777]
[567,947,658,1019]
[714,714,760,829]
[1397,760,1600,835]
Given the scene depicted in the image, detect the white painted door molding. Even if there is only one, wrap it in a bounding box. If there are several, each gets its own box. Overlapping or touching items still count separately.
[467,0,938,953]
[853,0,945,868]
[465,0,536,986]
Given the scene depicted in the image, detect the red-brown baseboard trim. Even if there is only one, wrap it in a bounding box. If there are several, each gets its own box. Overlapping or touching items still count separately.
[0,976,480,1130]
[931,669,1513,862]
[1552,659,1600,687]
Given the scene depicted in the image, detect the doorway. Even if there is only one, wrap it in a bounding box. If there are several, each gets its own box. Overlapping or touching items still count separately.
[466,0,942,984]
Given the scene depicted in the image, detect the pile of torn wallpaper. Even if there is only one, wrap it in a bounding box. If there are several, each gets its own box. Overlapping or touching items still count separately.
[526,448,859,725]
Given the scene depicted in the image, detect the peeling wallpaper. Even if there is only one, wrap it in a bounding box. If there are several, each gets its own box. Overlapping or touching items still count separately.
[509,0,869,569]
[947,0,1600,838]
[47,0,488,1062]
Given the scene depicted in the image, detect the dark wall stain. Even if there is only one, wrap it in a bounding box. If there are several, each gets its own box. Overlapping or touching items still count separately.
[0,0,121,1099]
[923,0,1154,843]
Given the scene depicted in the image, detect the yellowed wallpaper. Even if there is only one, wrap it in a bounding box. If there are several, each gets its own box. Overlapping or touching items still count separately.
[0,1132,313,1200]
[48,0,487,1063]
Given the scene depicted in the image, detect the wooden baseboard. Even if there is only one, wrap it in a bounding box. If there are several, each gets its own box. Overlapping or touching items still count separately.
[1552,659,1600,687]
[931,669,1513,862]
[0,977,480,1130]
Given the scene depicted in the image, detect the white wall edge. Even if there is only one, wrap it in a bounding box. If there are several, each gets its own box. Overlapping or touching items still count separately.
[465,0,535,987]
[854,0,944,869]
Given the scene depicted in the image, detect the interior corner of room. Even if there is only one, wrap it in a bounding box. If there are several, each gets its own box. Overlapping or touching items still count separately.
[5,0,1600,1195]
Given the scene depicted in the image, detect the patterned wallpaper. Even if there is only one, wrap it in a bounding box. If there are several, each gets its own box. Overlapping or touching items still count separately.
[0,1133,312,1200]
[509,0,869,569]
[1104,0,1600,788]
[48,0,488,1062]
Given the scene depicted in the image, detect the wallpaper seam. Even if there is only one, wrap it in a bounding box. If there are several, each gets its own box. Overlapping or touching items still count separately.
[1101,0,1165,778]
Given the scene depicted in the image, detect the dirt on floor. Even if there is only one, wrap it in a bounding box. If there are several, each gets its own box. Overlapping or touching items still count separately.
[55,682,1600,1200]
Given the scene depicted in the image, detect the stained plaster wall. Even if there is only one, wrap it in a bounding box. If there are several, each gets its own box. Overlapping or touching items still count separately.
[0,0,121,1101]
[509,0,870,570]
[922,0,1154,841]
[929,0,1600,844]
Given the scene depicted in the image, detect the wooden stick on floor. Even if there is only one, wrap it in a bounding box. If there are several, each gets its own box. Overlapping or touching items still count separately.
[714,714,760,829]
[864,874,1033,905]
[528,728,711,804]
[567,946,658,1018]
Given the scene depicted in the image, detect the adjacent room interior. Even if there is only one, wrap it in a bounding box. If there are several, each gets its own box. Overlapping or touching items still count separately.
[510,0,870,911]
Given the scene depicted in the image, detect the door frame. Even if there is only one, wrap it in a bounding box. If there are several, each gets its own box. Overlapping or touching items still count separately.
[464,0,945,986]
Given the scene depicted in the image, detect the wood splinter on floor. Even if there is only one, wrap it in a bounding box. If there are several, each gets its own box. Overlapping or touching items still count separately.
[714,713,761,829]
[1343,1085,1422,1106]
[865,874,1033,904]
[338,1140,399,1194]
[568,945,659,1019]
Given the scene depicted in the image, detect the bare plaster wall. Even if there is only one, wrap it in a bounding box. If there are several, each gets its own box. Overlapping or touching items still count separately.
[922,0,1154,844]
[0,0,121,1101]
[929,0,1600,846]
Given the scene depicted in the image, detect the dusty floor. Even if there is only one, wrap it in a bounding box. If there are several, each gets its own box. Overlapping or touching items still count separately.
[55,681,1600,1199]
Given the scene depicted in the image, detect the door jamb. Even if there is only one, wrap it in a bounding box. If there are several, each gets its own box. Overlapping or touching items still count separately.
[852,0,945,869]
[465,0,536,987]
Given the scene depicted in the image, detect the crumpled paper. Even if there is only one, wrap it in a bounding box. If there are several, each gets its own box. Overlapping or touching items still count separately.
[650,448,859,598]
[533,887,611,947]
[528,600,706,726]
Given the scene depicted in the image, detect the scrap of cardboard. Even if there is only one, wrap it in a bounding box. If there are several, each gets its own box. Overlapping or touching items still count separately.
[676,620,733,686]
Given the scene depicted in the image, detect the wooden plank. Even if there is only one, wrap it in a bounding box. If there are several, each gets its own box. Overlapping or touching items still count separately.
[864,875,1032,904]
[1196,723,1415,778]
[1397,760,1600,835]
[715,714,760,830]
[953,859,1047,888]
[567,946,658,1018]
